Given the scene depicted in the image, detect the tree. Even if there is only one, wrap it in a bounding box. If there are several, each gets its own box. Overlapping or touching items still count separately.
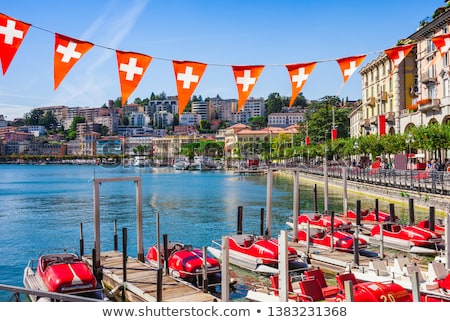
[264,93,284,120]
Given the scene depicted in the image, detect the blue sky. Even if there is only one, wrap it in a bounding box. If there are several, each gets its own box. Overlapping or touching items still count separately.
[0,0,445,120]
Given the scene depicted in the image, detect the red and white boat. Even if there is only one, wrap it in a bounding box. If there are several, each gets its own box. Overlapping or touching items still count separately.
[287,212,353,231]
[343,209,396,223]
[416,219,446,234]
[207,233,309,275]
[297,228,368,252]
[146,242,221,289]
[365,223,443,252]
[246,267,412,302]
[23,252,104,302]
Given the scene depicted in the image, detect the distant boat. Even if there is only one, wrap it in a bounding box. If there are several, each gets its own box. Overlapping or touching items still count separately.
[134,156,149,168]
[173,157,189,170]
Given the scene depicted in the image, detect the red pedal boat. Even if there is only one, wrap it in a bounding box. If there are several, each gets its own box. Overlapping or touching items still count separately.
[23,252,104,301]
[344,209,396,222]
[146,242,221,289]
[297,228,367,252]
[208,233,309,275]
[287,212,353,231]
[370,223,442,249]
[416,219,445,234]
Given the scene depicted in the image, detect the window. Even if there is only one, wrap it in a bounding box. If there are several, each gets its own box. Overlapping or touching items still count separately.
[443,78,449,97]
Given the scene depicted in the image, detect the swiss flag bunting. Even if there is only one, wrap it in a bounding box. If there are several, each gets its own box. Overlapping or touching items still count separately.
[54,33,94,90]
[116,50,152,106]
[0,13,30,75]
[384,44,415,74]
[232,65,264,112]
[336,54,366,84]
[173,60,207,115]
[286,62,316,107]
[431,34,450,58]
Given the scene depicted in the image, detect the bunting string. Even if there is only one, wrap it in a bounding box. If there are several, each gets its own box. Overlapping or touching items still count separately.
[2,12,445,113]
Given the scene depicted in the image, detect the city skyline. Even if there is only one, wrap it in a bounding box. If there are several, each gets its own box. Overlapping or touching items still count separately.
[0,0,444,120]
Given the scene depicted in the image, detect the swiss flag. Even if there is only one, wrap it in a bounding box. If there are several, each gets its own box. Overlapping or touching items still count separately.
[431,34,450,58]
[116,50,152,106]
[384,44,415,73]
[54,33,93,90]
[286,62,316,107]
[0,13,30,75]
[232,65,264,112]
[336,54,366,84]
[173,60,207,115]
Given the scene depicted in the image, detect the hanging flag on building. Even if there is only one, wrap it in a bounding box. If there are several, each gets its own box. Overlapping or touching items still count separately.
[116,50,152,106]
[431,33,450,57]
[336,54,366,85]
[0,13,30,75]
[286,62,316,107]
[384,43,415,75]
[173,60,207,115]
[54,33,93,90]
[232,65,264,112]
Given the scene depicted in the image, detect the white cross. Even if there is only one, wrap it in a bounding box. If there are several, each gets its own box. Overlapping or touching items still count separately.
[0,19,24,45]
[120,57,143,81]
[56,41,82,63]
[177,66,199,89]
[393,51,405,68]
[291,67,309,88]
[343,60,357,79]
[440,37,450,55]
[236,69,256,92]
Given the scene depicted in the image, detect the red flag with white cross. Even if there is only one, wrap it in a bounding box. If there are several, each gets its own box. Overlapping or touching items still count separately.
[384,44,415,74]
[431,34,450,58]
[0,13,30,75]
[336,54,366,84]
[173,60,207,115]
[286,62,316,107]
[54,33,94,90]
[232,65,264,112]
[116,50,152,106]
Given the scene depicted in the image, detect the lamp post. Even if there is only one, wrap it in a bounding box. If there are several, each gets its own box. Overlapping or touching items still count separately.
[406,133,414,183]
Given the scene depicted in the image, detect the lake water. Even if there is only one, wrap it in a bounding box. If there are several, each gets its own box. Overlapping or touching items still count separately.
[0,164,430,301]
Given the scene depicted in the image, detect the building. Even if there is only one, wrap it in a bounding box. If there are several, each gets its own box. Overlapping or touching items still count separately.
[231,97,265,124]
[268,112,304,128]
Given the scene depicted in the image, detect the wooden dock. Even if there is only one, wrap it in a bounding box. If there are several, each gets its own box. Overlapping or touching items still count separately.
[83,251,220,302]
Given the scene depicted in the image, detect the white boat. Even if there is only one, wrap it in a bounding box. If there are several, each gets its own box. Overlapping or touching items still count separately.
[134,156,147,167]
[173,157,190,170]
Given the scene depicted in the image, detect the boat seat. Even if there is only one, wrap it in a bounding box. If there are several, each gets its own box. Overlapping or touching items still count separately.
[393,256,411,276]
[427,261,448,284]
[304,268,339,297]
[336,271,358,290]
[297,278,335,302]
[391,224,401,233]
[368,259,390,276]
[404,263,425,284]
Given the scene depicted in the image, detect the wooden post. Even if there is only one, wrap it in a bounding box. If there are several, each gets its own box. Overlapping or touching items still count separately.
[409,198,415,226]
[202,246,208,292]
[266,169,273,238]
[157,268,163,302]
[313,184,318,214]
[163,234,169,275]
[278,230,289,302]
[237,206,243,235]
[306,221,310,254]
[375,198,379,222]
[292,170,299,242]
[429,207,435,231]
[122,227,127,302]
[342,167,348,217]
[93,179,101,269]
[356,200,361,227]
[353,227,359,267]
[113,219,118,251]
[156,213,161,269]
[379,223,384,259]
[330,212,335,252]
[411,271,421,302]
[79,223,84,257]
[389,203,395,223]
[221,236,230,302]
[324,156,329,215]
[260,208,265,236]
[344,280,354,302]
[136,178,144,262]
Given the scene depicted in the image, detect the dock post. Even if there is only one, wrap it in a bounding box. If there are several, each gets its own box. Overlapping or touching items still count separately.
[353,227,359,267]
[278,230,289,302]
[429,206,435,231]
[221,236,230,302]
[163,234,169,275]
[93,179,101,269]
[266,169,273,238]
[445,212,450,266]
[113,219,118,251]
[292,170,299,242]
[237,206,243,235]
[379,223,384,259]
[409,198,415,226]
[122,227,128,302]
[260,208,265,236]
[79,223,84,257]
[342,167,348,217]
[389,203,395,223]
[306,221,310,254]
[411,271,421,302]
[135,178,144,262]
[344,280,354,302]
[313,184,318,214]
[356,200,361,227]
[202,246,208,292]
[375,199,379,222]
[330,212,335,252]
[156,213,161,269]
[157,268,163,302]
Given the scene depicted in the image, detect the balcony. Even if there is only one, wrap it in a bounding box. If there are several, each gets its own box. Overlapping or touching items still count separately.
[421,72,437,84]
[360,119,371,127]
[386,112,395,122]
[418,98,441,112]
[380,91,388,102]
[366,96,376,106]
[370,116,378,125]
